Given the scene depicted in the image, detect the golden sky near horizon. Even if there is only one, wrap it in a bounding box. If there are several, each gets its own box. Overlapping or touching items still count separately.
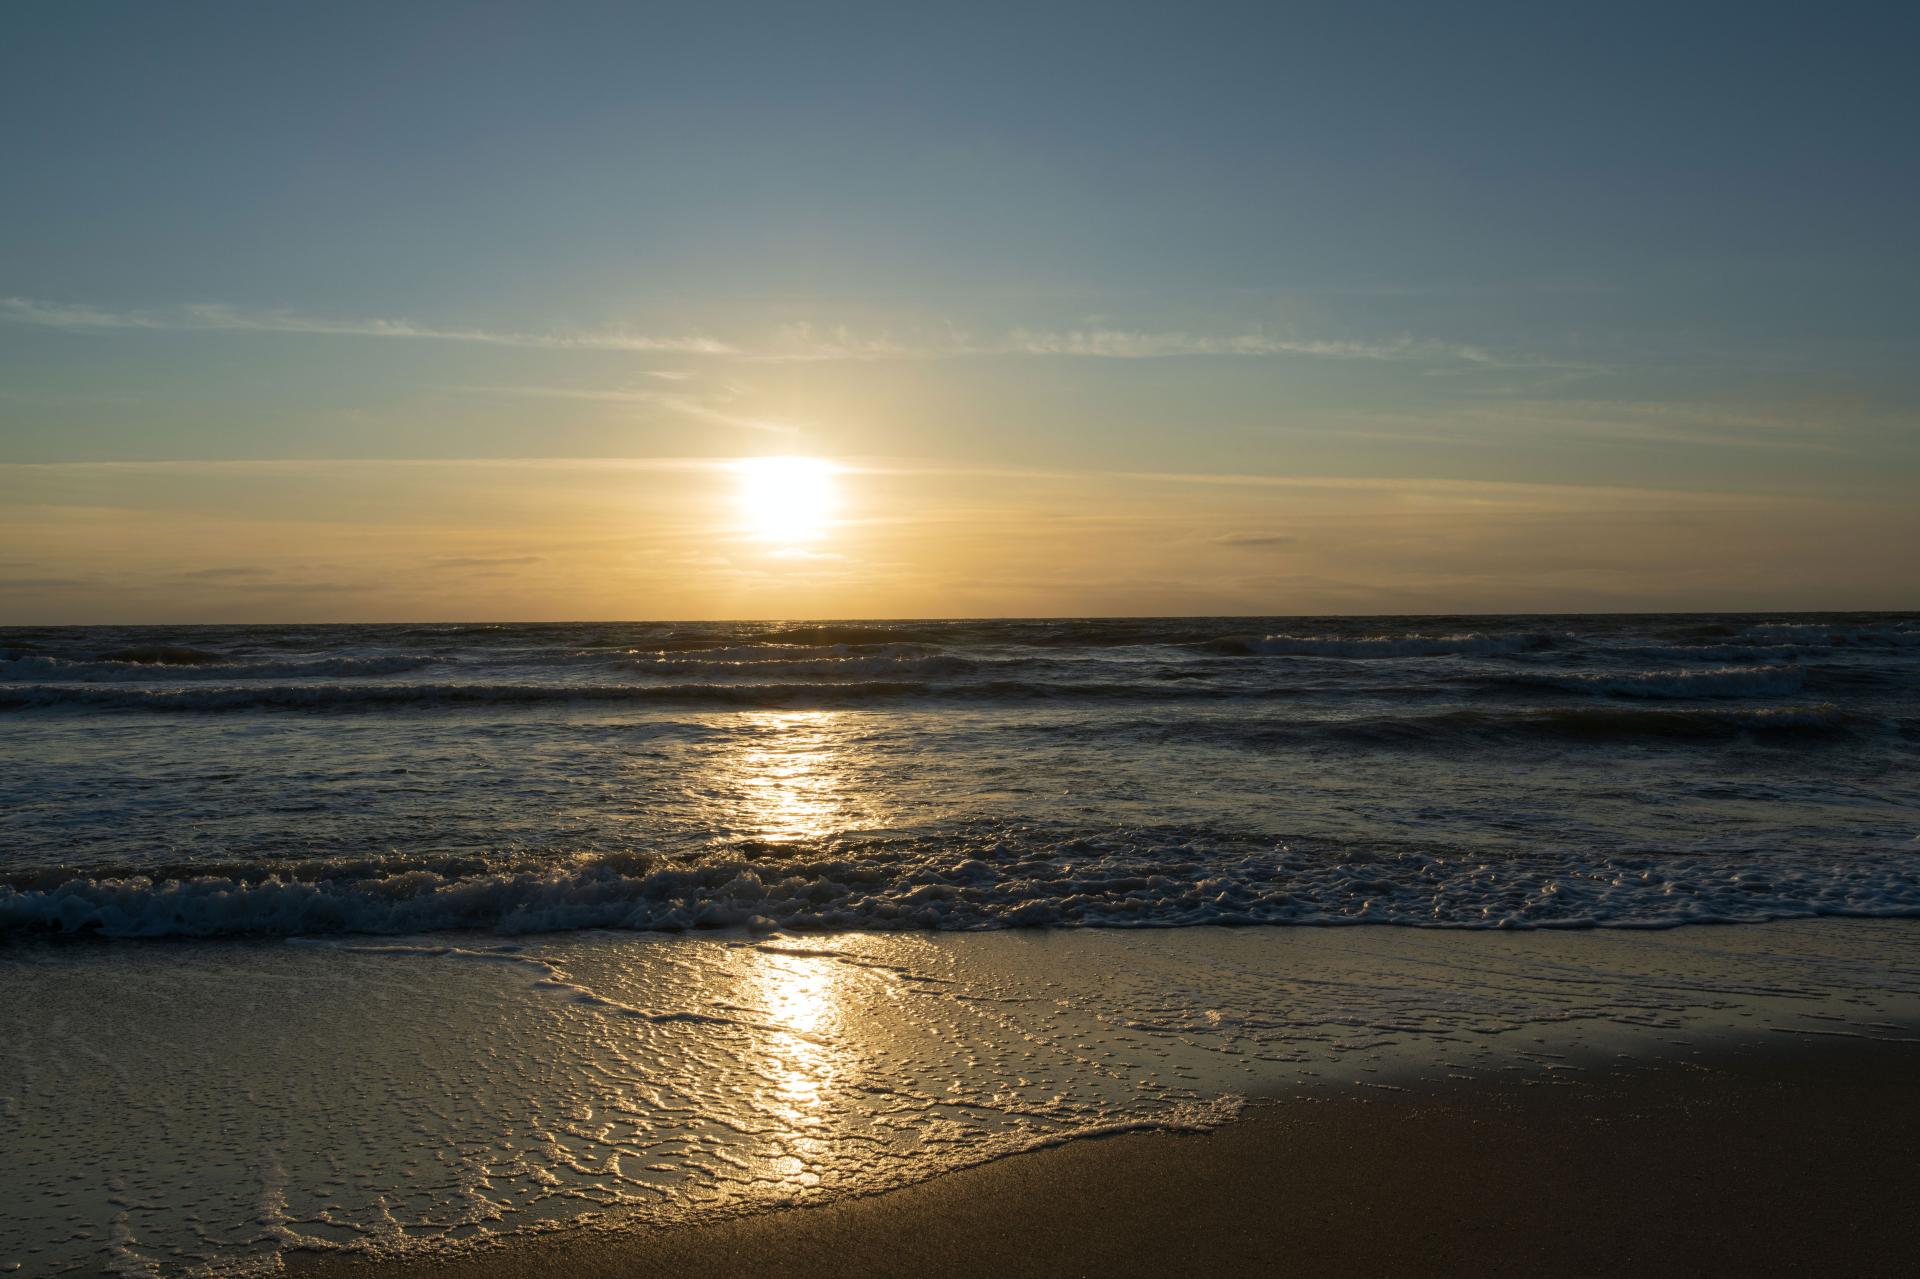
[3,455,1913,623]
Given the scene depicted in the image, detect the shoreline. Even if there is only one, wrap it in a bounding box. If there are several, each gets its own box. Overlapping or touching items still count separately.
[13,918,1919,1275]
[289,1027,1920,1279]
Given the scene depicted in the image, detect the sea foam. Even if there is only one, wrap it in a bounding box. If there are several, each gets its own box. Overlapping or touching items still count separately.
[7,836,1920,939]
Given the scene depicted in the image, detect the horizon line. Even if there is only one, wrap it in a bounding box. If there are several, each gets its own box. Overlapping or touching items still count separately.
[5,606,1915,629]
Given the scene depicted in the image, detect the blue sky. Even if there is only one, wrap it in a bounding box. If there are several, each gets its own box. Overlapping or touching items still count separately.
[3,1,1916,619]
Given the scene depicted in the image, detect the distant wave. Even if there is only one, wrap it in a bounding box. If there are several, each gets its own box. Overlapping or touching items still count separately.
[1738,622,1920,648]
[1,678,1889,744]
[1323,703,1862,745]
[1481,665,1807,700]
[0,654,449,682]
[7,837,1919,939]
[1602,643,1804,664]
[93,644,228,666]
[596,641,941,662]
[609,651,1001,680]
[756,624,946,647]
[10,617,1917,672]
[0,677,1293,712]
[1209,632,1563,658]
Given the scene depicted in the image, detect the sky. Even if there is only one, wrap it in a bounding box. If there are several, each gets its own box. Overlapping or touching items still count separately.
[3,0,1916,622]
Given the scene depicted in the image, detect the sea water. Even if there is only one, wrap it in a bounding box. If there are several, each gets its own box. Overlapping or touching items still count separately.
[3,615,1919,1274]
[5,613,1919,935]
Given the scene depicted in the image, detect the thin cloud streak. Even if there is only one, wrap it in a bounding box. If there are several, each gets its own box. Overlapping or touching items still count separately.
[0,456,740,474]
[1213,532,1298,547]
[831,459,1819,508]
[3,296,1523,368]
[1000,329,1499,364]
[1112,469,1823,510]
[428,555,547,570]
[0,297,736,355]
[760,321,1513,366]
[445,384,801,436]
[1316,403,1852,454]
[0,454,1839,510]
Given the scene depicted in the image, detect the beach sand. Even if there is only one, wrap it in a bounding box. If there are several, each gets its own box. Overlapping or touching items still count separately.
[13,921,1918,1274]
[290,1031,1920,1279]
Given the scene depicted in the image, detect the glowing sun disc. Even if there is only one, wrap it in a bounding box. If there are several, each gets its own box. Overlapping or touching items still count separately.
[735,456,838,542]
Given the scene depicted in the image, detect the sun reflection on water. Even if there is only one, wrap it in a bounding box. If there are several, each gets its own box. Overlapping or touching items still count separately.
[712,711,874,1186]
[762,954,838,1122]
[744,946,849,1188]
[732,711,844,844]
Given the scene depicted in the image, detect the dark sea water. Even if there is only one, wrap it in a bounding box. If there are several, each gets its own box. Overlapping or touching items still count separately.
[3,613,1918,937]
[7,614,1920,1275]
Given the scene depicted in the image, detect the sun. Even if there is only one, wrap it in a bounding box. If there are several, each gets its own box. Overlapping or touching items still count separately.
[735,456,839,543]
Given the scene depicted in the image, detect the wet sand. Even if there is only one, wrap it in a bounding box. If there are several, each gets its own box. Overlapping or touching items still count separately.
[291,1031,1920,1279]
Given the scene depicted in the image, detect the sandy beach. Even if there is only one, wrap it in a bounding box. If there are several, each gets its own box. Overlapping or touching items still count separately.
[290,1030,1920,1278]
[9,918,1920,1275]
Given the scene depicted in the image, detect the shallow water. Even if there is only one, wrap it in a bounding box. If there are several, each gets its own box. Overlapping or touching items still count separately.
[3,614,1918,934]
[5,920,1919,1276]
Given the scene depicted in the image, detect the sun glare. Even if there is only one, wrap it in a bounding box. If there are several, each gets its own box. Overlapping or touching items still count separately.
[735,456,838,543]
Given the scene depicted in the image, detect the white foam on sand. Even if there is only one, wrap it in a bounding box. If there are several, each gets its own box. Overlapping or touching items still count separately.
[4,920,1920,1276]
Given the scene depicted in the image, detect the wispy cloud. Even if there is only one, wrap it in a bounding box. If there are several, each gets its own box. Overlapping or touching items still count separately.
[0,297,735,355]
[1213,532,1297,547]
[445,384,801,436]
[0,456,736,474]
[178,566,273,580]
[1316,402,1851,454]
[761,321,1507,365]
[997,329,1499,363]
[647,395,803,436]
[0,576,88,589]
[1115,469,1820,511]
[0,453,1839,512]
[428,555,545,570]
[766,547,844,562]
[4,296,1518,368]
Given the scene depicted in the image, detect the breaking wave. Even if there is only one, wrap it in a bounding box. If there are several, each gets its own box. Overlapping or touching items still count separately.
[0,654,449,682]
[1482,665,1808,700]
[1213,632,1563,658]
[8,836,1920,940]
[1737,622,1920,648]
[0,677,1289,712]
[609,651,1001,680]
[1321,704,1863,745]
[756,624,946,647]
[92,645,227,666]
[4,613,1916,947]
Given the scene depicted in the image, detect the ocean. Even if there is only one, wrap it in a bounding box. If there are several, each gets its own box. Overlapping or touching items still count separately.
[4,613,1919,936]
[5,614,1920,1275]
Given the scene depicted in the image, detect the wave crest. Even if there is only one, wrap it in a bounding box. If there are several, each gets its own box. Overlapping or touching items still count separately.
[1215,632,1562,659]
[1491,665,1807,700]
[0,654,447,682]
[1333,703,1858,745]
[1738,622,1920,648]
[0,677,1277,712]
[8,836,1918,939]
